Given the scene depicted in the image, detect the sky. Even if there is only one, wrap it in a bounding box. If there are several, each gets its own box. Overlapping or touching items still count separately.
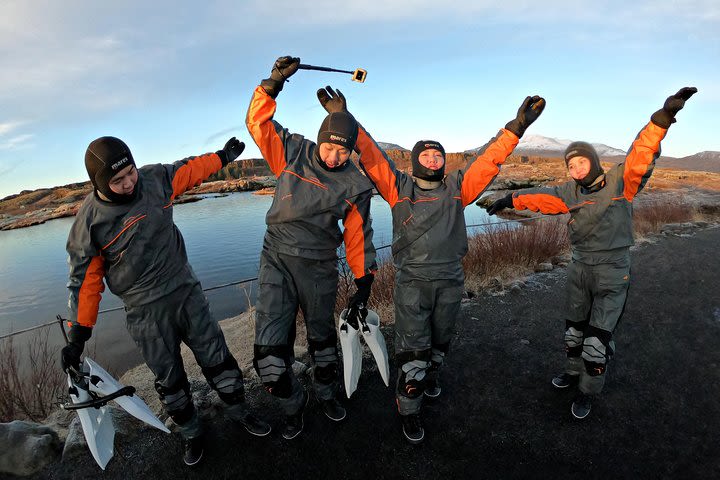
[1,0,718,198]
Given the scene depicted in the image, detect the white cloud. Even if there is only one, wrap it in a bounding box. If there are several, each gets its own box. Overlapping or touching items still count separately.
[0,134,35,151]
[0,121,26,136]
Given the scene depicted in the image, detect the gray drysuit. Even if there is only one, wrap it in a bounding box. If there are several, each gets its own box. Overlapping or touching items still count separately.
[66,153,246,438]
[246,87,377,414]
[355,125,521,415]
[511,120,668,394]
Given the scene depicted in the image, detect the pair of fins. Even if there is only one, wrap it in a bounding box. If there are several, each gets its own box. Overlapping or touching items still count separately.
[338,308,390,398]
[63,357,169,470]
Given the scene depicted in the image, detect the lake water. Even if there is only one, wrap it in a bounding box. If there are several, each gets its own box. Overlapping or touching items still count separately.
[0,191,504,372]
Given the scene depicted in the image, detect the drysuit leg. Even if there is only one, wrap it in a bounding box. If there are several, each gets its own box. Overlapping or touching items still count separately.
[290,255,340,401]
[178,282,246,417]
[564,259,593,376]
[253,250,305,415]
[580,256,630,395]
[427,281,463,385]
[394,280,433,415]
[125,291,200,438]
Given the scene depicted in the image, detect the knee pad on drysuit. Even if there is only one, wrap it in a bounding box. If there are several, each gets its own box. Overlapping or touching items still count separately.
[254,344,294,398]
[582,326,613,376]
[201,355,245,405]
[309,336,339,385]
[396,350,431,399]
[564,319,588,357]
[155,377,195,425]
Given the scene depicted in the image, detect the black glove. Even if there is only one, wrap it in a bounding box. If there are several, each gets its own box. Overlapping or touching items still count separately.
[485,193,514,216]
[216,137,245,166]
[346,273,374,325]
[60,324,92,373]
[505,95,546,138]
[650,87,698,128]
[260,56,301,99]
[317,86,348,114]
[60,343,83,373]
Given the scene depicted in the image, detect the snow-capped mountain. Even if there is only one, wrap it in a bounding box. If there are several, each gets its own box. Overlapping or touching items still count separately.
[377,142,409,151]
[465,134,626,157]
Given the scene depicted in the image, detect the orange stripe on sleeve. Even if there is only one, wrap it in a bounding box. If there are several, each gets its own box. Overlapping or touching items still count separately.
[343,202,367,278]
[77,256,105,328]
[356,127,400,207]
[246,86,288,177]
[460,129,519,206]
[623,121,667,202]
[513,193,570,214]
[171,153,222,200]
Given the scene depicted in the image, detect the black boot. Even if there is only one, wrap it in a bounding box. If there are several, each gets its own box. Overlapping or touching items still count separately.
[571,392,593,419]
[401,414,425,445]
[236,412,272,437]
[183,435,204,466]
[552,372,580,389]
[281,390,308,440]
[321,397,347,422]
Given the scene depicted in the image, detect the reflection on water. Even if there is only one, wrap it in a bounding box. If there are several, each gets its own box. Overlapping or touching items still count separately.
[0,191,501,371]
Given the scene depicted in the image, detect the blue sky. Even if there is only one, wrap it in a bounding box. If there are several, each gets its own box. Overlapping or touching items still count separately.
[1,0,718,198]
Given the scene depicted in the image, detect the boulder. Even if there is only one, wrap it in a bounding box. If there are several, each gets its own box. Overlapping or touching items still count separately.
[0,420,62,476]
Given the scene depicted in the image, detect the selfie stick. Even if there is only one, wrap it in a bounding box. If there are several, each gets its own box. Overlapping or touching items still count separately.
[298,64,367,83]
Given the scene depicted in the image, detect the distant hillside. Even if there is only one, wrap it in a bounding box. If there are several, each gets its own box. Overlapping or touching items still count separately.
[655,151,720,173]
[207,158,272,180]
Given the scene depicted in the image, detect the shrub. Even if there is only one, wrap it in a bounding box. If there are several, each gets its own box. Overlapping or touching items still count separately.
[0,329,65,422]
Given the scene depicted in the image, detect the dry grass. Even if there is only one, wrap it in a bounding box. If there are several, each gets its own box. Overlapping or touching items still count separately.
[0,329,65,422]
[633,197,697,236]
[463,217,570,289]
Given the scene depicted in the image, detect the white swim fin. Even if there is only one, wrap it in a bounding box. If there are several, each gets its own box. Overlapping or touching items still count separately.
[338,309,363,398]
[64,357,170,470]
[85,357,170,433]
[66,371,115,470]
[359,310,390,387]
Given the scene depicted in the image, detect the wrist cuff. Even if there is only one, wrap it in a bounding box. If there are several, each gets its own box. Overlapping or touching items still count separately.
[650,108,675,129]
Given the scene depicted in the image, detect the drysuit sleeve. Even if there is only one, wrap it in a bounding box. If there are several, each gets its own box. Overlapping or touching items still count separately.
[163,153,224,201]
[355,125,404,207]
[342,190,378,279]
[246,86,307,177]
[66,212,106,330]
[621,121,667,202]
[512,185,571,215]
[458,129,519,207]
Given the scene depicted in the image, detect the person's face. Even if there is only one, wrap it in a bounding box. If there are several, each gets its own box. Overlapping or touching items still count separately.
[319,142,351,168]
[418,149,445,170]
[108,164,138,195]
[567,157,592,181]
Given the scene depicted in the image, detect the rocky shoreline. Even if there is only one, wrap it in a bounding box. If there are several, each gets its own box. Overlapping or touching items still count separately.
[0,176,277,231]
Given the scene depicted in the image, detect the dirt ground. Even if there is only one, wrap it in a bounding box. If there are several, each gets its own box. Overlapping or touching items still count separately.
[23,226,720,480]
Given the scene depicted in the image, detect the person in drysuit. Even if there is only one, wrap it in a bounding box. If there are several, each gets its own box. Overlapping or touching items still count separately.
[246,57,377,440]
[317,86,545,443]
[61,136,270,466]
[486,87,697,419]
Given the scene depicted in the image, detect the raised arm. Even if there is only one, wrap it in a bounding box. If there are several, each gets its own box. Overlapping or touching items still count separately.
[245,56,303,177]
[622,87,697,201]
[459,95,545,206]
[164,137,242,200]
